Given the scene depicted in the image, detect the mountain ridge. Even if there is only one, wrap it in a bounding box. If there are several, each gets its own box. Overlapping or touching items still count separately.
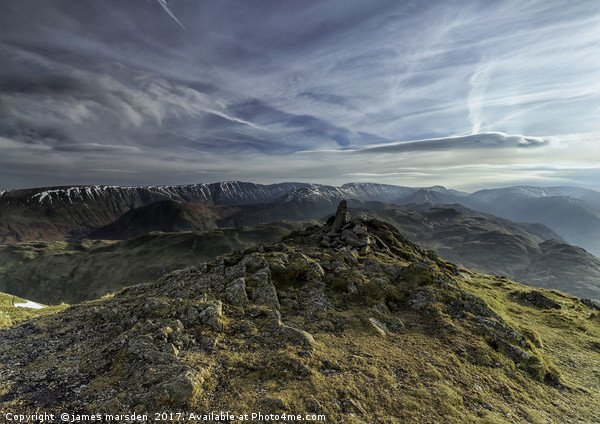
[2,180,600,256]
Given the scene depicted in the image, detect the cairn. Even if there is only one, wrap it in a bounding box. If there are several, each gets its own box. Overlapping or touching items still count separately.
[331,199,351,232]
[321,200,387,255]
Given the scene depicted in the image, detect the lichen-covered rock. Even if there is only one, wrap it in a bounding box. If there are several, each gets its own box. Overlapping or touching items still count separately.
[241,253,269,272]
[198,301,223,331]
[331,200,351,232]
[581,298,600,310]
[368,317,388,336]
[342,229,363,247]
[225,262,247,281]
[226,277,249,306]
[252,284,280,309]
[279,324,316,348]
[408,290,436,310]
[251,269,271,285]
[155,369,205,403]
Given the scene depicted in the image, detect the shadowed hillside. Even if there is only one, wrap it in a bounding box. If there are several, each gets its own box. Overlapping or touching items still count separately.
[0,221,316,304]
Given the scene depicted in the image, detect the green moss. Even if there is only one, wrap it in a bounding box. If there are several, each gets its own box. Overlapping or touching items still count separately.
[518,326,544,349]
[401,262,437,287]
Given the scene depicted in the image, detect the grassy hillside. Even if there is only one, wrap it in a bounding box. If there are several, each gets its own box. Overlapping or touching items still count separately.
[89,197,348,241]
[0,292,67,328]
[0,221,317,305]
[0,215,599,421]
[519,240,600,300]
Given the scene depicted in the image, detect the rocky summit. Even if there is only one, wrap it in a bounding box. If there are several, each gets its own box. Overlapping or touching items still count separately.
[1,203,599,423]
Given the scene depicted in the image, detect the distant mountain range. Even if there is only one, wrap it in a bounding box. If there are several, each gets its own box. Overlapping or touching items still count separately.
[2,181,599,255]
[461,186,600,256]
[1,198,600,304]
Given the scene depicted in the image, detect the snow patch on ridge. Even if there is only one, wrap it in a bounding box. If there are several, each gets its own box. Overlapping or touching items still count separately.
[14,300,46,309]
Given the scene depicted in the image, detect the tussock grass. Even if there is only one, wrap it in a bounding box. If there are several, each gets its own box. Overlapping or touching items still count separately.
[0,292,68,328]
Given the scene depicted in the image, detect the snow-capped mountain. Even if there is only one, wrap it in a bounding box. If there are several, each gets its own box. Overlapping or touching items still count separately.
[7,181,451,207]
[0,181,407,243]
[397,186,468,205]
[2,181,600,256]
[339,182,417,202]
[468,186,600,209]
[8,182,310,207]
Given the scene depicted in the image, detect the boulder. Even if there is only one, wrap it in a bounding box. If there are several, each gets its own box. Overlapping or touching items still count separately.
[226,278,249,306]
[523,291,561,309]
[581,298,600,310]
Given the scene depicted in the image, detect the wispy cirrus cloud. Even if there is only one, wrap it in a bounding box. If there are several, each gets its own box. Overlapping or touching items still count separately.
[0,0,599,189]
[468,60,496,134]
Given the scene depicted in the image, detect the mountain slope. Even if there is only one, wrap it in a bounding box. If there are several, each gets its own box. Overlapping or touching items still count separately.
[396,186,468,205]
[86,201,245,240]
[351,204,600,302]
[89,190,355,240]
[0,182,309,243]
[3,181,600,263]
[464,187,600,256]
[0,221,316,305]
[1,206,599,421]
[0,292,67,328]
[6,200,600,305]
[519,240,600,299]
[0,181,459,243]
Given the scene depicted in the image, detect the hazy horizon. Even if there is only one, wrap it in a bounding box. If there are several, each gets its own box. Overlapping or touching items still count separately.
[1,1,599,191]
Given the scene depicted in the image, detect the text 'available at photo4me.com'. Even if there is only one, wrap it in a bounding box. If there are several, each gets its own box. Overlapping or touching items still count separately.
[4,411,328,423]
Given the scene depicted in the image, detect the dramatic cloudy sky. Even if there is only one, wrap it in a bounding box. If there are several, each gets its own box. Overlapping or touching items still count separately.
[1,0,599,190]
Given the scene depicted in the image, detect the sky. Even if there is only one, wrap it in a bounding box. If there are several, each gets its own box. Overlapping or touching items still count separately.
[1,0,599,191]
